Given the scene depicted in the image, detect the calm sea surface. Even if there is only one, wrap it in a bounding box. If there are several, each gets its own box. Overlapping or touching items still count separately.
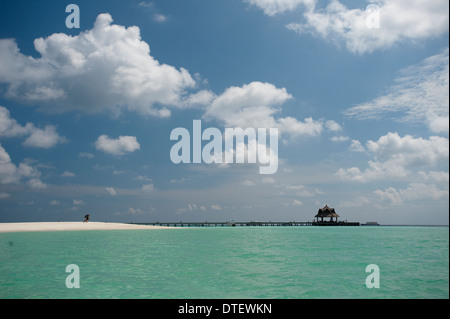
[0,226,448,299]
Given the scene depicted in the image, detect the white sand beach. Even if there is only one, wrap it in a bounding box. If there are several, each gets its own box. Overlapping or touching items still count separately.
[0,222,173,233]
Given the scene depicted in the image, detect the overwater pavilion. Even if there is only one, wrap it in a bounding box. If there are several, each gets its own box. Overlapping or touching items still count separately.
[314,205,340,223]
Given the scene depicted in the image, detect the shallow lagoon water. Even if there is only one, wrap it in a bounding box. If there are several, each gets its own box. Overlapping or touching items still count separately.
[0,226,448,299]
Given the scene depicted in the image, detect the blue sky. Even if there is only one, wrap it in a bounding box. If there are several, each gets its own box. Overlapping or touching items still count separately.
[0,0,448,224]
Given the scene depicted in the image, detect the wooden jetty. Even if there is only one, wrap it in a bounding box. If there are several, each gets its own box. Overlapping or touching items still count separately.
[312,221,359,226]
[133,220,359,227]
[134,205,361,227]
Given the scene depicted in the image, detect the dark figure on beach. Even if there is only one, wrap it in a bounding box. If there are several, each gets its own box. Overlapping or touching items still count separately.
[83,214,90,223]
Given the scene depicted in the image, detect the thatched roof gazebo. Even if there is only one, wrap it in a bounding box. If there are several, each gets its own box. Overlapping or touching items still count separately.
[314,205,339,223]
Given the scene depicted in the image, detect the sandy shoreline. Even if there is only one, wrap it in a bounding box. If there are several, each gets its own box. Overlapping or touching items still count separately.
[0,222,173,233]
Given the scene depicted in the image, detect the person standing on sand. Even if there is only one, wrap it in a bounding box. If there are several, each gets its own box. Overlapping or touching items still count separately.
[83,214,90,222]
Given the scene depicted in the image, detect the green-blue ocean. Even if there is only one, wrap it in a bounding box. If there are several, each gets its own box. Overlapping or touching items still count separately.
[0,226,448,299]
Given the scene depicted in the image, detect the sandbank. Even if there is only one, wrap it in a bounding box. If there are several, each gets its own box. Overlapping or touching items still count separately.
[0,222,173,233]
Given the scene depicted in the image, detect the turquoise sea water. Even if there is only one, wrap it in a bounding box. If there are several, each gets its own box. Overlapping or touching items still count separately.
[0,226,448,299]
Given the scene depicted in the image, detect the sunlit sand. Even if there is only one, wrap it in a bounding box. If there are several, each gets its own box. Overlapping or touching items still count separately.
[0,222,173,233]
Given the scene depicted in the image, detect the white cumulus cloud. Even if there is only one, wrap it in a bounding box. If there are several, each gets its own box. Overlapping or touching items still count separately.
[0,106,66,148]
[22,125,67,149]
[204,81,291,128]
[337,132,449,182]
[203,81,325,138]
[375,183,448,206]
[0,144,45,187]
[105,187,117,196]
[95,135,140,156]
[285,0,449,54]
[244,0,315,16]
[141,183,155,192]
[0,14,206,117]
